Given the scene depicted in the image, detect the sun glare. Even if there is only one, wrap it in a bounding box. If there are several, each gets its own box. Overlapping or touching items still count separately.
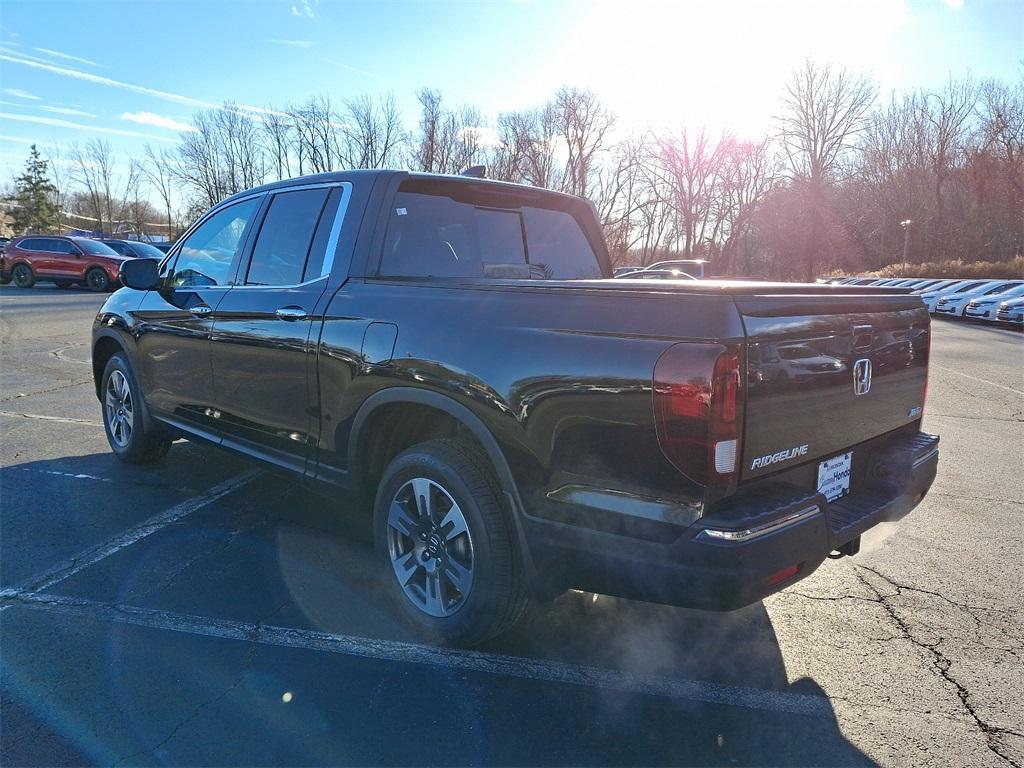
[551,0,909,137]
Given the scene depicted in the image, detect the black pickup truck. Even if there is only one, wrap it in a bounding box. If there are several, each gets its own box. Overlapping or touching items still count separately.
[93,170,939,645]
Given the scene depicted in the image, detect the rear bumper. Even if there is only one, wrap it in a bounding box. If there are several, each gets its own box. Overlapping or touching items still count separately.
[525,431,939,610]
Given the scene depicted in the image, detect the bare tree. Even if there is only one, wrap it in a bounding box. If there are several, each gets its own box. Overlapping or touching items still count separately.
[140,144,179,238]
[555,87,614,198]
[177,104,267,207]
[778,61,876,278]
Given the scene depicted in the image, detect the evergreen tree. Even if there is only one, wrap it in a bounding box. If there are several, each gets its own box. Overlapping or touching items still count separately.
[9,145,58,234]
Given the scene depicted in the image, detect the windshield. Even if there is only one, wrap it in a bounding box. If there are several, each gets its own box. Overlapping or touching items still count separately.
[129,241,167,259]
[75,239,119,256]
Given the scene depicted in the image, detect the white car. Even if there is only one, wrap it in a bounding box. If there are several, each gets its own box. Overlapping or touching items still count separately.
[995,297,1024,328]
[911,279,960,295]
[965,284,1024,321]
[920,280,991,311]
[934,280,1024,318]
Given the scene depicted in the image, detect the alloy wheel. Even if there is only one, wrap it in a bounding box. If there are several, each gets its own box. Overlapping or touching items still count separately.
[13,265,31,287]
[386,477,474,617]
[105,369,134,448]
[87,269,108,291]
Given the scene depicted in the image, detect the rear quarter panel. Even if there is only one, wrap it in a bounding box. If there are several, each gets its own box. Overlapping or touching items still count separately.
[317,281,746,513]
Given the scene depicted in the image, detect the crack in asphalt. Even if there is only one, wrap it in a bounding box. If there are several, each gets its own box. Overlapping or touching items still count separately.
[108,600,289,768]
[853,566,1022,767]
[0,377,93,403]
[126,485,295,603]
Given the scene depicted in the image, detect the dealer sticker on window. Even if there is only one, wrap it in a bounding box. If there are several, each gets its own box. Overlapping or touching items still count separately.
[817,452,852,502]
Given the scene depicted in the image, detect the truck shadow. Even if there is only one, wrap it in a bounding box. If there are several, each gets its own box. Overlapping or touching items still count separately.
[1,450,874,767]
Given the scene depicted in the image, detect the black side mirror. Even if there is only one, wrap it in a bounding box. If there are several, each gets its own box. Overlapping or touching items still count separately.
[120,257,160,290]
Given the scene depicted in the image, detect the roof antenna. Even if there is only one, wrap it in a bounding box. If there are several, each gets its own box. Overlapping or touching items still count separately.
[460,165,488,179]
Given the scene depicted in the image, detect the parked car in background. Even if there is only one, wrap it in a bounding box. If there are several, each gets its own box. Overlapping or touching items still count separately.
[614,267,698,280]
[101,239,169,260]
[964,283,1024,321]
[0,236,126,291]
[934,280,1023,317]
[911,279,959,295]
[151,242,174,254]
[920,280,990,312]
[995,297,1024,328]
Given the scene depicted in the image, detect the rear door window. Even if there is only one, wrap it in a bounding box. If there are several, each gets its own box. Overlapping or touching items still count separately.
[245,188,329,286]
[171,197,261,288]
[52,240,76,255]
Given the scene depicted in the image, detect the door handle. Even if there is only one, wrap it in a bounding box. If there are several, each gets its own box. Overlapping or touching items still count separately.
[190,305,212,315]
[275,307,308,321]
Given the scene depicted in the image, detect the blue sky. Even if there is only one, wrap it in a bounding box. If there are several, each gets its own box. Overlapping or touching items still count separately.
[0,0,1021,182]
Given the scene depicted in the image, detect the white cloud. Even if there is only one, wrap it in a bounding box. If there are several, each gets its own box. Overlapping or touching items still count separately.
[121,111,196,132]
[33,47,103,68]
[3,87,39,100]
[41,105,96,118]
[0,112,175,141]
[268,38,315,48]
[0,133,38,145]
[0,52,286,118]
[290,0,317,18]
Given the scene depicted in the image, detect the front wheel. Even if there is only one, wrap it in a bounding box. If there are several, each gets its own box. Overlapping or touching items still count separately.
[86,267,110,292]
[12,264,34,288]
[373,438,529,646]
[102,353,172,463]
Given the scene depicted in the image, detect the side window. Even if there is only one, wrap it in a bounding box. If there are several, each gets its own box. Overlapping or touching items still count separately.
[35,238,59,252]
[170,198,261,288]
[246,188,329,286]
[52,240,75,255]
[19,238,42,250]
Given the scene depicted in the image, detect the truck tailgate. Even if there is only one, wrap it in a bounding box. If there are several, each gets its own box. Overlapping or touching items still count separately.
[738,293,930,481]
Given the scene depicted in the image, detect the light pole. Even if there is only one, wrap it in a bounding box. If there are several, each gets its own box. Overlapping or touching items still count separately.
[900,219,913,275]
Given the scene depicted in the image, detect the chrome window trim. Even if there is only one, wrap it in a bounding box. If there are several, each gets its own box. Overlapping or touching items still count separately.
[228,275,329,291]
[698,505,821,543]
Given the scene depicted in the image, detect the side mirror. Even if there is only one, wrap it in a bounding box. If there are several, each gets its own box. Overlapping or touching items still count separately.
[120,257,160,290]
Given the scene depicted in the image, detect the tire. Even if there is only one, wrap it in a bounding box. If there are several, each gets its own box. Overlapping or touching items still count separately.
[86,267,110,292]
[12,263,34,288]
[101,353,172,463]
[373,438,529,646]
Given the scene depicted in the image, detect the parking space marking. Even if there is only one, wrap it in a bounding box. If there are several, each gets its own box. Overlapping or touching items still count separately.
[0,470,258,600]
[930,363,1023,396]
[4,590,835,719]
[12,467,112,482]
[0,410,103,427]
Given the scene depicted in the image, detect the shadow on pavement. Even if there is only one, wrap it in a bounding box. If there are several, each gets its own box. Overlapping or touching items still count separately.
[1,450,874,766]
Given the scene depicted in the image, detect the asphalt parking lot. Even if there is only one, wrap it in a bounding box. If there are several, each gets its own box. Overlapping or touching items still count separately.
[1,284,1021,767]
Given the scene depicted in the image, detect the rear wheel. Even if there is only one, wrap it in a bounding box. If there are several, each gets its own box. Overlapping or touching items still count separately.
[373,438,529,646]
[12,264,34,288]
[102,353,172,463]
[86,268,110,292]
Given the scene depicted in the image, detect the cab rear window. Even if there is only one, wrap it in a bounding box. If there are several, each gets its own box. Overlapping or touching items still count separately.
[380,182,603,280]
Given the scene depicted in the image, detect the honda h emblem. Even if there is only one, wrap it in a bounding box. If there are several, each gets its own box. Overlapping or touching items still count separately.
[853,358,872,396]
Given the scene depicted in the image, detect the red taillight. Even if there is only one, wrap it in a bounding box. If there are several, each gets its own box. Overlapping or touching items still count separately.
[653,343,744,485]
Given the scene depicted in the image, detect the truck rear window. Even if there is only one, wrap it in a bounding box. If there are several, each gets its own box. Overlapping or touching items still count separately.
[380,183,603,280]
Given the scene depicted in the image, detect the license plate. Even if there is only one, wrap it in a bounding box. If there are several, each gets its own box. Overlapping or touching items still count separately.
[817,452,852,502]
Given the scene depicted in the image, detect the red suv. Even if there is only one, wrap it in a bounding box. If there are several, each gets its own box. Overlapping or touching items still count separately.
[0,236,128,291]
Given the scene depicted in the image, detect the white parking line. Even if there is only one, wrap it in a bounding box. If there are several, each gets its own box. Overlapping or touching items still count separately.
[0,410,103,427]
[0,470,258,599]
[5,590,835,718]
[12,467,112,482]
[931,363,1024,396]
